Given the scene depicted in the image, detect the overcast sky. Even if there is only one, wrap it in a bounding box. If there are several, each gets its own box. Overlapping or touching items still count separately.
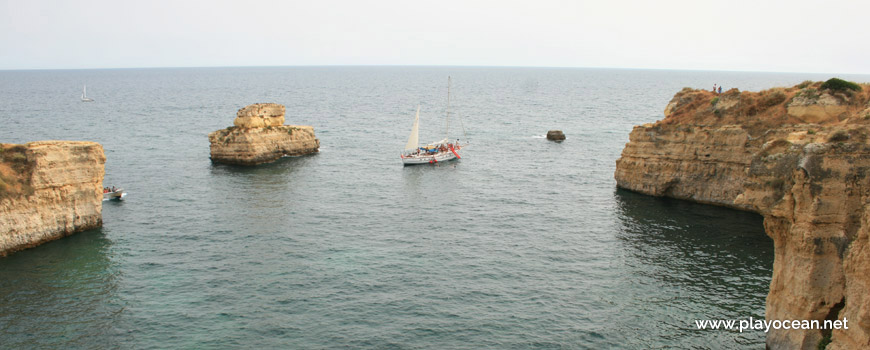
[1,0,868,73]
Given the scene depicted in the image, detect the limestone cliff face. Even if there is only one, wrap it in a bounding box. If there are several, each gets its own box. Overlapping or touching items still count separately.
[616,81,870,350]
[208,103,319,165]
[234,103,286,128]
[0,141,105,256]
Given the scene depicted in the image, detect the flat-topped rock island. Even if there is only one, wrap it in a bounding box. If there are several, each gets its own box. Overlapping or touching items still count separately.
[208,103,319,165]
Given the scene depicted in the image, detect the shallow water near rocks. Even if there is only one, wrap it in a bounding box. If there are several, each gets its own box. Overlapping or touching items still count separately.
[2,67,869,348]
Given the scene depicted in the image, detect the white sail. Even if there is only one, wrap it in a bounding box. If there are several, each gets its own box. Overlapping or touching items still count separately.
[404,106,420,151]
[81,85,94,102]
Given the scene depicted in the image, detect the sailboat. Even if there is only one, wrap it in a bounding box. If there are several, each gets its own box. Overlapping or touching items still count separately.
[400,77,468,165]
[81,85,94,102]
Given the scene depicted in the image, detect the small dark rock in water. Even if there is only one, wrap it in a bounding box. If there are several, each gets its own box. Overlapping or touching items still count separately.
[546,130,566,141]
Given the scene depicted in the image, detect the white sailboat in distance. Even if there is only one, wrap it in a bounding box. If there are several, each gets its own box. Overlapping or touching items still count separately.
[81,85,94,102]
[400,76,468,165]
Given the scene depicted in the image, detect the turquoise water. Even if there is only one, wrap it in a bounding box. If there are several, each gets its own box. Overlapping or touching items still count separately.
[1,67,868,348]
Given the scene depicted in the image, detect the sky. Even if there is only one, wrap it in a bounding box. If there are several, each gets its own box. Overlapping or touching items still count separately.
[1,0,869,73]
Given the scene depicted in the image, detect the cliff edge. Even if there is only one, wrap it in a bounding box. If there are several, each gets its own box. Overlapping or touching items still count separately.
[208,103,319,165]
[615,79,870,350]
[1,141,105,256]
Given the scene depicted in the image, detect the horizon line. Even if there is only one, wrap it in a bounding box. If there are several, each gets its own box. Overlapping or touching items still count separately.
[1,64,869,77]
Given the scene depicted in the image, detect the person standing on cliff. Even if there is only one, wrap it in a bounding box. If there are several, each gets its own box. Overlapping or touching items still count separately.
[718,86,722,94]
[713,84,717,93]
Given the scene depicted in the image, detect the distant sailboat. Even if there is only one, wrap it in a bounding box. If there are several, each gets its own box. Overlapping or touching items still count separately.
[81,85,94,102]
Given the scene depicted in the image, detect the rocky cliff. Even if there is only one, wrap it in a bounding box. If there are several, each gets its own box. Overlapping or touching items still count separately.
[0,141,105,256]
[615,79,870,349]
[208,103,319,165]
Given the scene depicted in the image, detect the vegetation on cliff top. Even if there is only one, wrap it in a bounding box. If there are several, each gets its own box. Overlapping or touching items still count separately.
[0,144,34,199]
[820,78,862,93]
[660,78,870,131]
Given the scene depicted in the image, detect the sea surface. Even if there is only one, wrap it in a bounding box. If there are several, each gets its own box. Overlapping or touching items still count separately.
[1,67,868,349]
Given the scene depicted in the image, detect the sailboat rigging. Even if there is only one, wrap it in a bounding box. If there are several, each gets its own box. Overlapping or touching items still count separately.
[400,76,468,165]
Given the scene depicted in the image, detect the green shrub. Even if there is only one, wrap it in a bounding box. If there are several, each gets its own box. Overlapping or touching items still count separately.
[10,153,26,163]
[762,90,787,107]
[808,129,816,135]
[797,80,814,89]
[828,130,850,142]
[817,333,832,350]
[821,78,862,92]
[800,88,821,100]
[711,97,719,106]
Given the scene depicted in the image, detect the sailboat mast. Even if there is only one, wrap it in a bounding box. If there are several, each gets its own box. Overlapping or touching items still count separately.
[445,76,451,141]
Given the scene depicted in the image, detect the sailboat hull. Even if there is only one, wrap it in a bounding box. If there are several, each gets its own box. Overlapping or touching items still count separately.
[401,150,458,165]
[103,190,126,201]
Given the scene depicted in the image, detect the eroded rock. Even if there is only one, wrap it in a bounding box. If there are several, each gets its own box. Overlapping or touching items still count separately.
[615,81,870,350]
[0,141,105,256]
[546,130,565,141]
[787,93,849,124]
[234,103,286,128]
[209,103,319,165]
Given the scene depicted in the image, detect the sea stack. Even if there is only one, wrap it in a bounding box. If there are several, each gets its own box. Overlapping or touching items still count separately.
[614,79,870,350]
[0,141,105,256]
[208,103,320,165]
[546,130,566,141]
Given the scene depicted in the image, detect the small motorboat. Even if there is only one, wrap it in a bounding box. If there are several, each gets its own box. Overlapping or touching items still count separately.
[103,188,126,201]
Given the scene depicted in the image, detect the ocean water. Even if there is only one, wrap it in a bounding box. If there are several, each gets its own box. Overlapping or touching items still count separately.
[1,67,868,349]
